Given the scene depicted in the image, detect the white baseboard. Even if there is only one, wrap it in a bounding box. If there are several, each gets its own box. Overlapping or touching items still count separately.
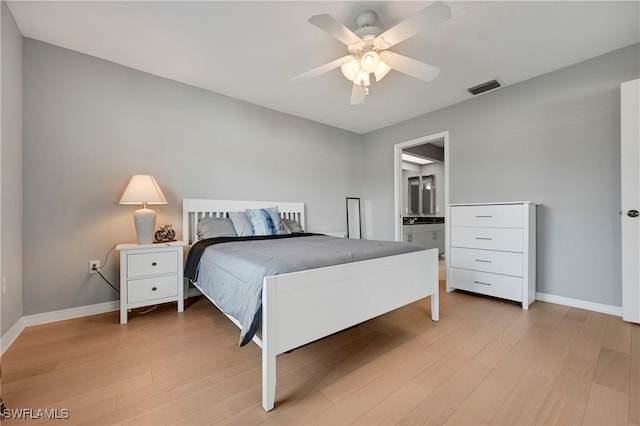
[1,300,120,355]
[21,300,120,327]
[1,317,26,355]
[536,292,623,317]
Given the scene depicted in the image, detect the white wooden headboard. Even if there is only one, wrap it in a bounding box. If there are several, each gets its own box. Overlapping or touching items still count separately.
[182,199,306,245]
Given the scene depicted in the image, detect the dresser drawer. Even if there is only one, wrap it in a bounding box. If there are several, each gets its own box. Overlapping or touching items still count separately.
[451,204,523,228]
[450,268,523,302]
[127,251,178,278]
[127,275,177,304]
[450,247,523,277]
[451,227,523,252]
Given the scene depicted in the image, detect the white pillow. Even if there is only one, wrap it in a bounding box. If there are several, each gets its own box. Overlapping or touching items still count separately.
[282,218,304,233]
[196,217,237,240]
[229,212,253,236]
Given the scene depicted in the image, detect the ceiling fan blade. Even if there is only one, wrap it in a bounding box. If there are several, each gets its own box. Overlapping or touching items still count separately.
[384,52,440,81]
[350,84,367,105]
[292,55,353,81]
[376,1,451,49]
[308,14,363,46]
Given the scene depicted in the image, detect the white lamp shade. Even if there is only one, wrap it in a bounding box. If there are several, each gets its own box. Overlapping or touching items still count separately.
[119,175,167,205]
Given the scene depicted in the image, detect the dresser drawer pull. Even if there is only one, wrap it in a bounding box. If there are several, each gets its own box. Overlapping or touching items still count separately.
[475,237,493,240]
[475,215,493,218]
[474,280,492,286]
[151,262,157,266]
[152,286,157,291]
[475,259,492,263]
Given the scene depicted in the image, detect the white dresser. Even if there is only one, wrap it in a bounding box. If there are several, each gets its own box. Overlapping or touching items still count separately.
[447,202,537,309]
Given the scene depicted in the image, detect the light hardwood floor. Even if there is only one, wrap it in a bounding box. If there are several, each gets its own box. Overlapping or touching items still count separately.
[2,269,639,425]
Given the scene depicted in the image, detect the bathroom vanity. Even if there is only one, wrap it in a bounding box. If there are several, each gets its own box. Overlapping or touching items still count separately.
[402,217,445,254]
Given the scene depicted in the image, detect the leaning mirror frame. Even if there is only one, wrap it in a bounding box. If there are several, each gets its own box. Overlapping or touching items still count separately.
[346,197,362,239]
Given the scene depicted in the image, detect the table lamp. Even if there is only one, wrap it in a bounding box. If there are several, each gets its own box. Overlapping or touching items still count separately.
[119,175,167,244]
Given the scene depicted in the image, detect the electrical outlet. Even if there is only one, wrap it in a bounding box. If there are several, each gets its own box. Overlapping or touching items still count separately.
[89,260,100,274]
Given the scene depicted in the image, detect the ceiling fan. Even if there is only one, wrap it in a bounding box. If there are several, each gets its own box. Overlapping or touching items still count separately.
[293,1,452,105]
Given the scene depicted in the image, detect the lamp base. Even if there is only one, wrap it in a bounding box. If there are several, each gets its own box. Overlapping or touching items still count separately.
[133,207,156,245]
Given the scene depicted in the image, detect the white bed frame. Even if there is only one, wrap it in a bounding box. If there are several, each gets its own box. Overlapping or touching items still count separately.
[182,198,439,411]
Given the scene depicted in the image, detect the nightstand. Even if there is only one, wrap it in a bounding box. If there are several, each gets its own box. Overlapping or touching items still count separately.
[116,241,186,324]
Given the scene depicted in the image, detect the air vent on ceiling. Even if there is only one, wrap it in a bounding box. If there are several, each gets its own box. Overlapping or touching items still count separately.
[468,79,501,95]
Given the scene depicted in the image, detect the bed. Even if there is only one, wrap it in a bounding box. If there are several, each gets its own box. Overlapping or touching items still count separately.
[182,198,439,411]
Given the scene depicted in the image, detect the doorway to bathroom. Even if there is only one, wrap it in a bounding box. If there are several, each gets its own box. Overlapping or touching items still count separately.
[394,131,450,278]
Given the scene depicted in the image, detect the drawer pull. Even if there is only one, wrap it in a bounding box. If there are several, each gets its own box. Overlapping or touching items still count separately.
[475,259,492,263]
[475,237,493,240]
[151,262,157,266]
[151,286,157,291]
[475,215,493,218]
[474,280,492,286]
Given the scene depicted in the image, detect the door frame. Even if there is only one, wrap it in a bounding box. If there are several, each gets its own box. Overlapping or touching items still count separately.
[621,79,640,323]
[393,130,450,241]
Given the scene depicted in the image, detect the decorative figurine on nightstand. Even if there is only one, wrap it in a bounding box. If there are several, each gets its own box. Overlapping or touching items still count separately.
[154,224,176,242]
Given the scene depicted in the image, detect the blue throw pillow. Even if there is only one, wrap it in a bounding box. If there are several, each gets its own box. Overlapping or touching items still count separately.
[245,207,285,236]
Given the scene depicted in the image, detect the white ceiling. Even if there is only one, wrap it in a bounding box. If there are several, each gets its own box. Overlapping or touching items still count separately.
[7,1,640,134]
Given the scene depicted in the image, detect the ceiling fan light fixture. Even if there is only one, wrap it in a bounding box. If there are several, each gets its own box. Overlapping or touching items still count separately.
[373,60,392,82]
[340,57,360,81]
[355,69,370,87]
[299,2,452,104]
[360,49,380,73]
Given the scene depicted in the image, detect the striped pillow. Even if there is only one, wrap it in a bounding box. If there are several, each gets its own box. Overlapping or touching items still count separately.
[245,207,285,236]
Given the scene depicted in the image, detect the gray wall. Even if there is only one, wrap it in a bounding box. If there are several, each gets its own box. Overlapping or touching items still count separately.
[362,44,640,307]
[1,1,24,336]
[22,39,363,315]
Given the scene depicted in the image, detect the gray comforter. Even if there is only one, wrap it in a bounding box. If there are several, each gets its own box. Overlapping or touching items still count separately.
[193,234,424,346]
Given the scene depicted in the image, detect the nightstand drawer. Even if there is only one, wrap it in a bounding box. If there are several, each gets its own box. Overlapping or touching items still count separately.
[127,275,177,303]
[127,251,178,278]
[450,247,523,277]
[451,227,523,252]
[450,268,522,302]
[451,204,523,228]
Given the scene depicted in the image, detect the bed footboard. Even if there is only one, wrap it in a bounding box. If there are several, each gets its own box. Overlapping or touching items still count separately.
[261,248,439,411]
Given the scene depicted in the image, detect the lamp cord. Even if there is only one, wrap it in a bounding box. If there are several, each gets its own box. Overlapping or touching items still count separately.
[94,244,120,293]
[137,305,158,315]
[95,268,120,293]
[102,244,117,269]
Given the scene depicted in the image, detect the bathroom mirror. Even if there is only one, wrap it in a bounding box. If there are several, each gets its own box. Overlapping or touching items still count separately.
[346,197,361,239]
[408,174,435,215]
